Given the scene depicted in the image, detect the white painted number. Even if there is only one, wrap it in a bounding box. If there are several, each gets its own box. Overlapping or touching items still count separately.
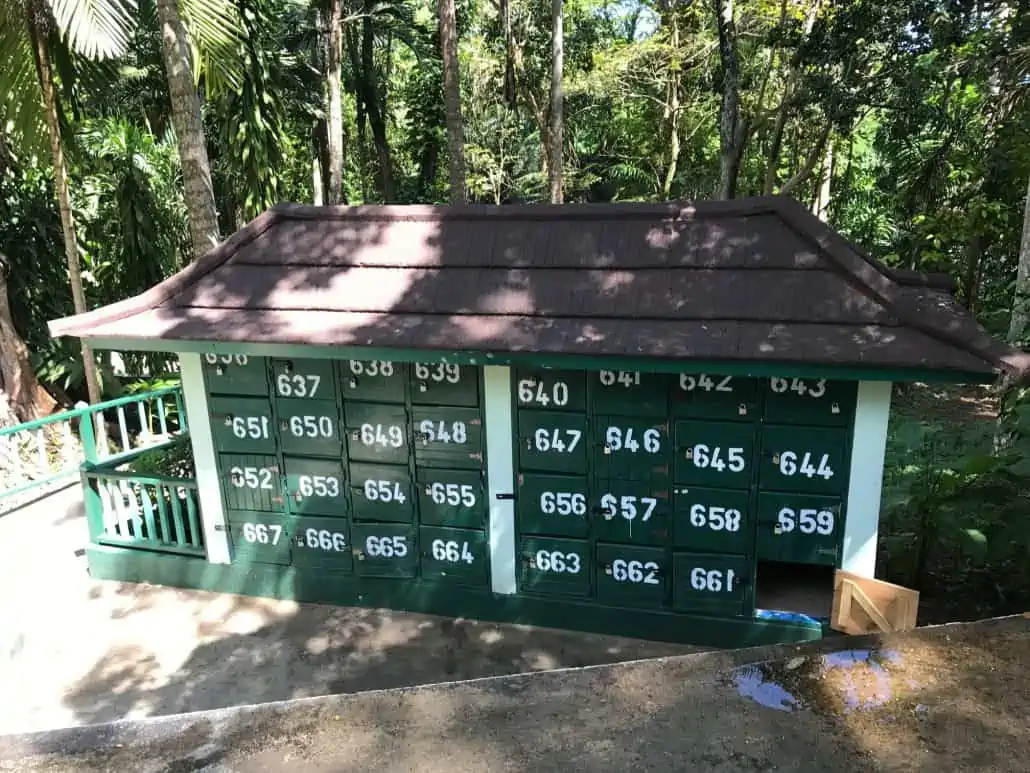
[230,466,273,490]
[599,494,658,522]
[276,372,322,398]
[205,353,249,366]
[241,522,282,545]
[289,415,334,439]
[690,567,737,593]
[679,374,733,392]
[362,479,406,503]
[691,444,746,472]
[534,550,581,574]
[605,426,661,453]
[688,504,742,532]
[776,507,835,536]
[359,422,405,447]
[539,491,587,516]
[777,450,834,480]
[428,482,477,507]
[419,420,469,444]
[298,474,341,498]
[599,370,641,387]
[364,535,409,558]
[231,416,270,439]
[415,363,461,383]
[517,379,570,407]
[431,539,475,564]
[348,360,394,377]
[770,377,827,398]
[304,528,347,552]
[532,428,582,453]
[611,559,660,585]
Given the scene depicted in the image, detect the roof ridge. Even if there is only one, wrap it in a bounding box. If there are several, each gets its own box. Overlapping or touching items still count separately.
[269,197,782,223]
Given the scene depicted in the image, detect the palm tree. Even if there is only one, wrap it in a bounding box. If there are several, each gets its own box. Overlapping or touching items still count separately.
[155,0,220,256]
[151,0,245,254]
[0,0,138,405]
[1,0,242,406]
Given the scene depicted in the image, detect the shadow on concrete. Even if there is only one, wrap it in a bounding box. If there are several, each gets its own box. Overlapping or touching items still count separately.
[59,590,691,726]
[5,616,1028,773]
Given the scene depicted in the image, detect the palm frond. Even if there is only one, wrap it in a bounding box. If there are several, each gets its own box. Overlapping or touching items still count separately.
[179,0,244,95]
[48,0,138,60]
[0,7,46,156]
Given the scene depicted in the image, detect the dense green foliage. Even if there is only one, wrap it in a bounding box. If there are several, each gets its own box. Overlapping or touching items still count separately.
[882,384,1030,622]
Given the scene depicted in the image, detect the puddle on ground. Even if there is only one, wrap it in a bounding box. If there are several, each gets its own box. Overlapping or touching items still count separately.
[731,648,921,716]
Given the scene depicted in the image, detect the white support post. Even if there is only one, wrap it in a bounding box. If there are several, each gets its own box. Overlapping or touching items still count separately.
[483,365,517,595]
[842,380,892,578]
[179,353,231,564]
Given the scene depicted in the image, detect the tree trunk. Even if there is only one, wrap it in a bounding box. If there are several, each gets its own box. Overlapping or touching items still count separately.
[1008,171,1030,343]
[311,150,324,205]
[762,83,792,194]
[438,0,467,204]
[326,0,346,204]
[0,252,56,422]
[31,8,101,406]
[961,233,982,313]
[713,0,741,199]
[352,8,395,202]
[778,123,832,197]
[345,28,371,201]
[156,0,220,257]
[500,0,516,110]
[811,137,833,221]
[762,0,821,195]
[548,0,564,203]
[521,87,550,183]
[662,3,681,199]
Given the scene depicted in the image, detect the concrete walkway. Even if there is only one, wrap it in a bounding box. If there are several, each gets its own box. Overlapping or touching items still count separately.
[0,485,694,735]
[1,614,1027,773]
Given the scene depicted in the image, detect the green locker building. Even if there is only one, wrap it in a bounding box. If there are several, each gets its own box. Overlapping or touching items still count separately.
[49,195,1028,647]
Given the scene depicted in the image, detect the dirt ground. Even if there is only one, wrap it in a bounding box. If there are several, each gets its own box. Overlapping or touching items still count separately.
[2,614,1027,772]
[0,485,694,735]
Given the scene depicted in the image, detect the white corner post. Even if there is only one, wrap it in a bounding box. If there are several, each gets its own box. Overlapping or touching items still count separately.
[483,365,517,595]
[842,380,893,578]
[179,352,232,564]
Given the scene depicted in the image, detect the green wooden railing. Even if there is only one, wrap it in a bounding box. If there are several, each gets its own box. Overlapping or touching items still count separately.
[81,448,205,557]
[0,386,186,508]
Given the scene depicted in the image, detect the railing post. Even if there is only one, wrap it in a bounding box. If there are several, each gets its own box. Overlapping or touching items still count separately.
[174,390,188,433]
[94,412,109,459]
[79,472,107,544]
[78,409,99,464]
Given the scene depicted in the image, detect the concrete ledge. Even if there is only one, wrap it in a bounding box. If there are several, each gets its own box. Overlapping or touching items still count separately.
[2,614,1027,772]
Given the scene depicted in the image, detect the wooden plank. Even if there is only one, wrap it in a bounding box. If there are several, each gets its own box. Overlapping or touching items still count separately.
[847,580,895,633]
[831,569,919,635]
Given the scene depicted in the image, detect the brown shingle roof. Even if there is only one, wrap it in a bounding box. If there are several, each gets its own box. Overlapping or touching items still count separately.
[47,195,1030,379]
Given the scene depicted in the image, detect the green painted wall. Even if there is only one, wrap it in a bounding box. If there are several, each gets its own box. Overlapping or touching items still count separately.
[139,351,866,647]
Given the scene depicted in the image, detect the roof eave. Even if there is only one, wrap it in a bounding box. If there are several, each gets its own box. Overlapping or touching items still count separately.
[74,333,1001,385]
[48,206,286,341]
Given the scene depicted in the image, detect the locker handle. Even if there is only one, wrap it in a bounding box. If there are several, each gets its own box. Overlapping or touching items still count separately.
[495,493,515,501]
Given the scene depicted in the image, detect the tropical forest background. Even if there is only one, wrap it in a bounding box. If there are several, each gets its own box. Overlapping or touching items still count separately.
[2,0,1030,622]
